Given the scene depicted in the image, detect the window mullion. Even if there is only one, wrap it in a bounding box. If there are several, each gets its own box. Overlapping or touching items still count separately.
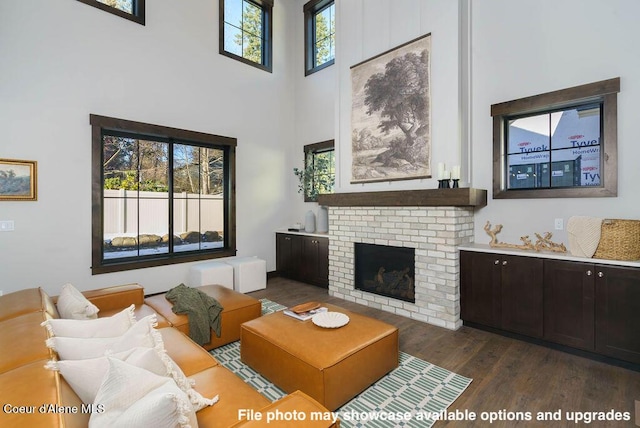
[547,114,552,189]
[168,140,175,254]
[134,140,140,257]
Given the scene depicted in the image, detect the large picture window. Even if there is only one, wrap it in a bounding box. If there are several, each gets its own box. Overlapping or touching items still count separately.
[491,78,619,199]
[76,0,145,25]
[220,0,273,72]
[304,0,335,76]
[91,115,236,274]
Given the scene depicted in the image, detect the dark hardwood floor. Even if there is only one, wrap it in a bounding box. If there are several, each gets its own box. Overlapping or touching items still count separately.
[248,277,640,427]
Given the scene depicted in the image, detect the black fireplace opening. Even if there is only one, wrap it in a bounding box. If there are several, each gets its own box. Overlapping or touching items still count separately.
[354,242,415,303]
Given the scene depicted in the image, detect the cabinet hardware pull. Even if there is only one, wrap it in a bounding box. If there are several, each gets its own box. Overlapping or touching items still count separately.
[598,271,604,278]
[494,260,500,265]
[502,260,508,266]
[586,270,592,276]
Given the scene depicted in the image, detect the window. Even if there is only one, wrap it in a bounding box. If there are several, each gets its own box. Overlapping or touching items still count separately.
[295,140,335,202]
[90,115,236,274]
[304,0,335,75]
[491,78,619,199]
[220,0,273,72]
[76,0,145,25]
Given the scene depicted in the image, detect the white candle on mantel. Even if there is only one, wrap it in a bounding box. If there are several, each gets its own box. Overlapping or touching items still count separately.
[452,165,461,180]
[443,170,450,180]
[437,163,445,180]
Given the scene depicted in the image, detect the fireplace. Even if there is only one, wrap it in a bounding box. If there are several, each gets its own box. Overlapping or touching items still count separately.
[318,188,486,330]
[354,243,415,303]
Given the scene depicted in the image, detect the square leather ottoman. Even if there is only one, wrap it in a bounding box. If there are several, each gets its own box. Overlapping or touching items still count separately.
[240,303,398,411]
[145,284,262,350]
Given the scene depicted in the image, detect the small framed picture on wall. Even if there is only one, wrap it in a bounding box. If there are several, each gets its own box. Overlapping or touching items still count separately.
[0,158,37,201]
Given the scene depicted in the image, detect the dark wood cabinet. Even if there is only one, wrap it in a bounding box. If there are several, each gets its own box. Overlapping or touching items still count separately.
[276,233,328,288]
[460,251,501,328]
[276,233,302,280]
[500,255,544,338]
[461,251,543,337]
[461,249,640,365]
[543,260,595,351]
[595,265,640,364]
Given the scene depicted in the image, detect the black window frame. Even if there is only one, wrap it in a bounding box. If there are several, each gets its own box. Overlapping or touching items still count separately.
[90,114,237,275]
[219,0,273,73]
[303,140,335,202]
[76,0,145,25]
[491,78,619,199]
[304,0,335,76]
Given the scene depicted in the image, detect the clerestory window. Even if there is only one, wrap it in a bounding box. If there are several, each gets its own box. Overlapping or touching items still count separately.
[76,0,145,25]
[220,0,273,72]
[304,0,335,76]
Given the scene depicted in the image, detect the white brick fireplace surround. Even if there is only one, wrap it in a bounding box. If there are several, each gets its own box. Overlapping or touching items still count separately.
[318,189,486,330]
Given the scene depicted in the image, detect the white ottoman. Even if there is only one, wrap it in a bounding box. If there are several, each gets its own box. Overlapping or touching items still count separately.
[223,257,266,293]
[188,261,234,289]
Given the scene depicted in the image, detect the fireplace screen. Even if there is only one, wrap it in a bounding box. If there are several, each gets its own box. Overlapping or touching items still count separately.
[354,242,415,303]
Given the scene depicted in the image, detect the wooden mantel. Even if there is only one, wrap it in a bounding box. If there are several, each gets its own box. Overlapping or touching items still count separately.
[317,188,487,208]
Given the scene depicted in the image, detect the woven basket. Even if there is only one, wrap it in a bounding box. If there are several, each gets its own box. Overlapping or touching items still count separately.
[593,219,640,261]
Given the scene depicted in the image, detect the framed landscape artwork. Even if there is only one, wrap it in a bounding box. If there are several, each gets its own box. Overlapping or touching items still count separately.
[351,33,432,183]
[0,158,37,201]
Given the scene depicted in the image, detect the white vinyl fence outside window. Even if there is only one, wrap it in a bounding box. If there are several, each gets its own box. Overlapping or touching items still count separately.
[103,189,224,238]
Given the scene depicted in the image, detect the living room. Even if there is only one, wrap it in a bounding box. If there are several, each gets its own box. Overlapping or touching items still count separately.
[1,0,639,426]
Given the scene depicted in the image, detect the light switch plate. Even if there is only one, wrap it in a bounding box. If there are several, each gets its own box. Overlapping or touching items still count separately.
[0,220,15,231]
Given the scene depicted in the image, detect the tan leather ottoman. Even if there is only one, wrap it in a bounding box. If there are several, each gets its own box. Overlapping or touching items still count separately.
[145,284,262,350]
[240,303,398,411]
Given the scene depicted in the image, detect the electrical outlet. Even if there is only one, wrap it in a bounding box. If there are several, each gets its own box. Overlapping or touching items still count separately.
[554,218,564,230]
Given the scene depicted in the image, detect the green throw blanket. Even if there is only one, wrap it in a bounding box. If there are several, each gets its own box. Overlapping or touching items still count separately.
[165,284,224,346]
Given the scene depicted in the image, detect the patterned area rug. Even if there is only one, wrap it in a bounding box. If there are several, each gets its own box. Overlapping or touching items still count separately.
[211,299,472,428]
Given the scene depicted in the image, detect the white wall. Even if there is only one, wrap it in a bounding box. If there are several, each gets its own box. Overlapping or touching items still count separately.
[334,0,640,248]
[470,0,640,244]
[287,0,337,228]
[334,0,463,194]
[3,0,638,296]
[0,0,296,295]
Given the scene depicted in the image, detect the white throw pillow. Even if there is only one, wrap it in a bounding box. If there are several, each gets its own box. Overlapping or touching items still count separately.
[56,283,100,320]
[45,316,219,411]
[42,305,136,338]
[89,357,198,428]
[46,315,161,360]
[45,347,168,404]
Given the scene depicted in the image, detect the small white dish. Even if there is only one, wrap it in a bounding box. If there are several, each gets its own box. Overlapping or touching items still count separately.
[312,311,350,329]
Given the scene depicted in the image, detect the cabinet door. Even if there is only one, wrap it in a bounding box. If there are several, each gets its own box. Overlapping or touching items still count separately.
[543,260,594,350]
[595,265,640,364]
[301,236,329,288]
[460,251,502,328]
[316,237,329,287]
[276,234,302,280]
[501,255,544,338]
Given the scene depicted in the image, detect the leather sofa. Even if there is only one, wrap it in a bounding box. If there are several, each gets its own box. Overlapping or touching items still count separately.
[0,284,339,428]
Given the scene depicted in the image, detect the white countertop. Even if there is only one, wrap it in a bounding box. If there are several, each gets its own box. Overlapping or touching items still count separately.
[459,243,640,268]
[276,229,330,239]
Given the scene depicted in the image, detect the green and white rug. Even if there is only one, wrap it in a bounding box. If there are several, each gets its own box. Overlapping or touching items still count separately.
[211,299,472,428]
